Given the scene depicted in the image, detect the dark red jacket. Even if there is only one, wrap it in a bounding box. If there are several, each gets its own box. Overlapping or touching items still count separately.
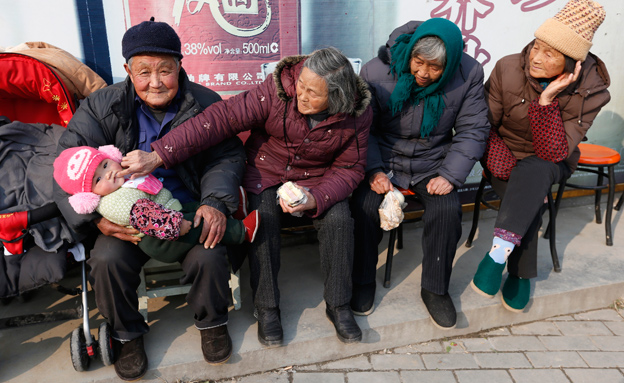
[153,55,372,217]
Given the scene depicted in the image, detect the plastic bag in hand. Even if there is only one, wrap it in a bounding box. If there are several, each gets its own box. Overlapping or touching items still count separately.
[379,189,405,231]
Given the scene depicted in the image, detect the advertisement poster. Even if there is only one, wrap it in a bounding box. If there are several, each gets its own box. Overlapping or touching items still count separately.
[123,0,300,94]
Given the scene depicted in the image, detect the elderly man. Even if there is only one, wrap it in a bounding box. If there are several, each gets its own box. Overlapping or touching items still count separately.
[350,18,490,329]
[53,19,245,380]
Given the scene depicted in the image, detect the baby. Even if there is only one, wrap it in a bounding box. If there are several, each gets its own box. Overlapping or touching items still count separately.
[53,145,258,263]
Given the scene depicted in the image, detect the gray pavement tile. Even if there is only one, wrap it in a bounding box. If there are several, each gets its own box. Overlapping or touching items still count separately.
[400,370,457,383]
[526,351,587,367]
[346,371,400,383]
[473,352,532,368]
[579,351,624,367]
[539,335,599,351]
[235,372,290,382]
[370,354,424,370]
[292,372,344,383]
[394,341,443,354]
[320,355,371,370]
[511,321,562,335]
[442,340,467,353]
[574,309,623,322]
[293,364,321,371]
[590,336,624,351]
[421,354,479,370]
[488,336,546,351]
[509,369,571,383]
[456,370,513,383]
[555,321,613,336]
[461,338,495,352]
[605,322,624,335]
[564,368,624,383]
[549,315,576,321]
[482,327,512,336]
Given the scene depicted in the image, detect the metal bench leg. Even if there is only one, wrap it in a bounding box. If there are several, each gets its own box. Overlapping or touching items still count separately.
[615,190,624,211]
[466,177,487,248]
[595,166,604,224]
[605,165,616,246]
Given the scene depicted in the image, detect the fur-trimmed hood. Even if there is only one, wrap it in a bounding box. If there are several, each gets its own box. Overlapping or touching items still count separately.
[270,54,372,118]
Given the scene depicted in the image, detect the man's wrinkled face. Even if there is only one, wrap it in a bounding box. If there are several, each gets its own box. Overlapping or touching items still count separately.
[124,54,180,110]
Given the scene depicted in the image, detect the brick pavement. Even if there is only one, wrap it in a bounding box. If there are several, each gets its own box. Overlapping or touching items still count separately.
[213,303,624,383]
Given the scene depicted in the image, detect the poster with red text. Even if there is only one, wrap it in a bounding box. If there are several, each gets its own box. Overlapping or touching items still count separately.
[123,0,300,94]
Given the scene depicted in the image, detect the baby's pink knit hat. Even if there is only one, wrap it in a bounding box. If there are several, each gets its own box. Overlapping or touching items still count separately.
[53,145,123,214]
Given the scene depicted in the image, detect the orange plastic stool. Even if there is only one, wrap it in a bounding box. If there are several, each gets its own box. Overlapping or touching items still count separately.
[565,143,621,246]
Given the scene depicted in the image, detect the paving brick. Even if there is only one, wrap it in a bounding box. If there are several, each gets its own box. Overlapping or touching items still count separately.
[443,340,467,353]
[237,372,290,383]
[461,338,495,352]
[320,355,371,370]
[555,321,613,336]
[473,352,531,368]
[574,309,623,322]
[346,371,400,383]
[509,369,570,383]
[294,364,321,371]
[579,351,624,367]
[370,354,424,370]
[526,351,587,367]
[605,322,624,336]
[488,336,546,351]
[400,370,456,383]
[395,341,443,354]
[549,315,576,321]
[456,370,513,383]
[564,368,624,383]
[511,322,561,335]
[539,335,599,351]
[590,336,624,351]
[421,354,479,370]
[482,327,511,336]
[292,372,344,383]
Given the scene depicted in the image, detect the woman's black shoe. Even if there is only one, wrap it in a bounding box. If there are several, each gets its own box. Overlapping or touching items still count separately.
[420,288,457,329]
[256,307,283,347]
[326,304,362,343]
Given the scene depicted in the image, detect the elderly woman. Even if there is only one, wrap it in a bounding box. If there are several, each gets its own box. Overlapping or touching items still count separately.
[471,0,610,312]
[350,18,490,330]
[120,47,372,345]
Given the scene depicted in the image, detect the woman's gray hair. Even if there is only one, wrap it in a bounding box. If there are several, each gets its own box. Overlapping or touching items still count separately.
[410,36,447,69]
[303,47,357,115]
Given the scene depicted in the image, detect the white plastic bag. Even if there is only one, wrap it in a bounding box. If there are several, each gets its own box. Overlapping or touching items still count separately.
[379,188,405,231]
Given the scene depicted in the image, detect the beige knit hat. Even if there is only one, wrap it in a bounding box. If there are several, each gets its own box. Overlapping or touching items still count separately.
[534,0,606,61]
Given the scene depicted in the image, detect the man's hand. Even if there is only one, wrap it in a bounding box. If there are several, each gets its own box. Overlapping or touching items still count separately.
[369,172,393,195]
[193,205,226,249]
[94,217,141,245]
[539,60,582,106]
[279,185,317,214]
[426,176,454,195]
[118,150,164,179]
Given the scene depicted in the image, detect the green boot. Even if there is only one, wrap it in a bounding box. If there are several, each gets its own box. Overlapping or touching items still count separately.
[501,274,530,312]
[471,253,506,298]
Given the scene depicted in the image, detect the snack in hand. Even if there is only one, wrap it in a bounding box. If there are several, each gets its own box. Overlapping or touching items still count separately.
[277,181,306,207]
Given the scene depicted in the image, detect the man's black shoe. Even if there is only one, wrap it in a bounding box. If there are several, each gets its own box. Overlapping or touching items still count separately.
[421,288,457,330]
[201,325,232,365]
[326,304,362,343]
[113,335,148,381]
[350,282,376,316]
[256,307,283,347]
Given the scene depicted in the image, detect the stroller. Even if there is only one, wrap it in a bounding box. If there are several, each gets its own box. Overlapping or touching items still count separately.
[0,42,112,371]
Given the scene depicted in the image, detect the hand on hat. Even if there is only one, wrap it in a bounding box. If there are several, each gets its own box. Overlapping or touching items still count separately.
[539,60,582,106]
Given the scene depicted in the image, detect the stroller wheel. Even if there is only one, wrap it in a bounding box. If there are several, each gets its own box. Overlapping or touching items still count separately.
[98,322,114,366]
[70,326,90,372]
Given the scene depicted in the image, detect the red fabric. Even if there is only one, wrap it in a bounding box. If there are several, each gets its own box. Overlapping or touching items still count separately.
[0,211,28,255]
[529,98,568,163]
[0,53,75,127]
[130,198,183,241]
[484,128,517,180]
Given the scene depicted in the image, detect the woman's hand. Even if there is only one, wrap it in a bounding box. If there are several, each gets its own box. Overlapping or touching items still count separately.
[118,150,164,179]
[94,217,141,245]
[369,172,393,195]
[426,176,454,195]
[193,205,226,249]
[279,185,317,214]
[539,60,582,106]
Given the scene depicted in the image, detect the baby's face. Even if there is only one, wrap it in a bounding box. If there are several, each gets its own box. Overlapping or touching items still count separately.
[92,159,125,196]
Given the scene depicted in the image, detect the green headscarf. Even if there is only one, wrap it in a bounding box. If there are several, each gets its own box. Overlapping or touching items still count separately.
[388,18,464,137]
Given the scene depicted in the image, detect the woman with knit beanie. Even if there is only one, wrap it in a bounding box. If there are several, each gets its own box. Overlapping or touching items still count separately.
[471,0,611,312]
[350,18,490,329]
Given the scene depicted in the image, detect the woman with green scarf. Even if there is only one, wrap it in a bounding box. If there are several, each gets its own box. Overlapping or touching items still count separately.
[350,18,490,329]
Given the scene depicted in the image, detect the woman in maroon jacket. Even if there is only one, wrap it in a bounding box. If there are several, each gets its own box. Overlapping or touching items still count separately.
[120,47,373,346]
[471,0,610,312]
